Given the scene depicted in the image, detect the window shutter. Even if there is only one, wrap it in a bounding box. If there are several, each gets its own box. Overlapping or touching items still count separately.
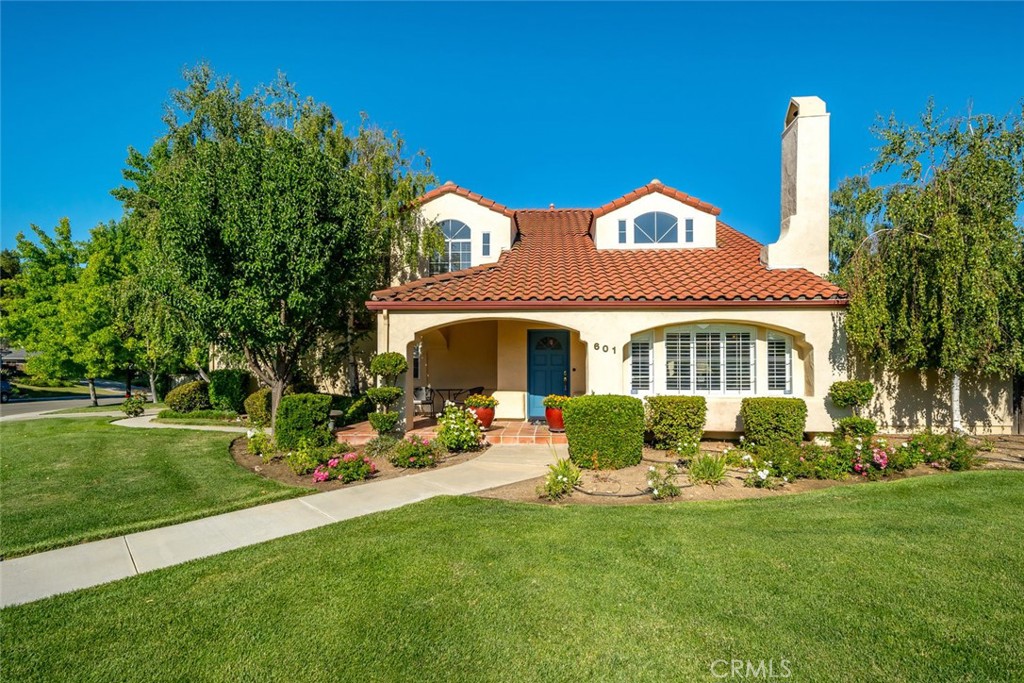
[630,339,652,393]
[694,332,721,391]
[724,332,753,391]
[665,332,691,391]
[768,335,792,393]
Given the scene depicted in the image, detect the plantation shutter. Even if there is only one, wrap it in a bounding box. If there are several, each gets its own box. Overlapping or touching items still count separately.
[630,338,652,393]
[724,332,754,392]
[768,334,792,393]
[665,332,691,391]
[694,332,721,391]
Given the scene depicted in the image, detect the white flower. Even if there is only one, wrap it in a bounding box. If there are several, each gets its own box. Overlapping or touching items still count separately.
[649,465,656,472]
[783,476,789,482]
[757,469,769,480]
[855,444,862,451]
[741,454,752,462]
[246,429,255,438]
[723,447,731,454]
[652,488,659,496]
[747,468,754,473]
[648,480,654,487]
[901,443,908,448]
[739,436,745,443]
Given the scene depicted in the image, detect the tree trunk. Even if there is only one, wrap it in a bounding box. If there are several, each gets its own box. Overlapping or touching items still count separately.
[951,372,963,433]
[125,369,134,398]
[347,308,359,395]
[148,372,160,403]
[270,379,286,431]
[87,377,98,407]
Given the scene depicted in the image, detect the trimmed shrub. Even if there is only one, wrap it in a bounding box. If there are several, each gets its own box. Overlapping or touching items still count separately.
[244,388,272,427]
[275,393,333,450]
[344,396,373,426]
[828,380,875,411]
[645,395,707,453]
[369,352,408,383]
[563,395,643,470]
[164,380,210,413]
[368,411,400,435]
[208,369,248,412]
[740,397,807,448]
[365,386,404,411]
[835,416,877,440]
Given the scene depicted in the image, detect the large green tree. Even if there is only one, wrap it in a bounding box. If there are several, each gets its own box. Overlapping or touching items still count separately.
[116,65,437,424]
[835,101,1024,431]
[2,220,137,404]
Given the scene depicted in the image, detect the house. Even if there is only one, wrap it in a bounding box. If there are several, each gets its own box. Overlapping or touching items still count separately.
[366,97,1019,436]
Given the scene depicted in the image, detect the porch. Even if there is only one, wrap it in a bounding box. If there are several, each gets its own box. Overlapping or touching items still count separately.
[335,417,568,447]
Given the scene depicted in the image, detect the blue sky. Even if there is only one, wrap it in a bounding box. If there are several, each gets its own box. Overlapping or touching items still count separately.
[2,2,1022,246]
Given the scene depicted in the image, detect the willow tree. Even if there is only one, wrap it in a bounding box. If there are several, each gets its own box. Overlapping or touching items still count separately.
[116,64,437,424]
[837,101,1024,431]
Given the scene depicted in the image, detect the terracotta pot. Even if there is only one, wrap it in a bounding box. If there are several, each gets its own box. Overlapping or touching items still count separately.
[545,406,565,432]
[470,406,495,430]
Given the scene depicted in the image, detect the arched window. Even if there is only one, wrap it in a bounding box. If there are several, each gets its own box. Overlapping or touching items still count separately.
[430,219,472,274]
[633,212,678,244]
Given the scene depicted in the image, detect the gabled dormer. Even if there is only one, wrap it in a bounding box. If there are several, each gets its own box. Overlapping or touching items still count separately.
[418,181,514,274]
[591,180,721,250]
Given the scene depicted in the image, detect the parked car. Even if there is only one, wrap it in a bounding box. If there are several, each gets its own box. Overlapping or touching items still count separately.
[1,378,11,403]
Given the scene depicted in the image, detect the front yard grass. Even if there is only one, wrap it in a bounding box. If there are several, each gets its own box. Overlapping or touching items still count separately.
[0,418,304,558]
[11,382,121,400]
[51,402,164,414]
[3,470,1022,681]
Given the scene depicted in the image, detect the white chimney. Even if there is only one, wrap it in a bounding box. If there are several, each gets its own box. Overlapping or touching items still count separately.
[761,96,830,275]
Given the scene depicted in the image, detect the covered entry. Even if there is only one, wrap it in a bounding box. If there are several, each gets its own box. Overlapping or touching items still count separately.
[527,330,570,419]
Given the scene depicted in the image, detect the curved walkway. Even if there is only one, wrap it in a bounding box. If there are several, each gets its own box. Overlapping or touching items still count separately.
[0,444,559,607]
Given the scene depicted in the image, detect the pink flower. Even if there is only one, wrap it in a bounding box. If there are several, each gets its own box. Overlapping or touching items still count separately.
[328,458,340,468]
[343,452,358,463]
[312,468,330,483]
[853,463,863,472]
[799,456,805,462]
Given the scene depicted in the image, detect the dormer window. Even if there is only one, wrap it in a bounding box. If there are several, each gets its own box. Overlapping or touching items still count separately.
[633,212,678,244]
[430,219,472,274]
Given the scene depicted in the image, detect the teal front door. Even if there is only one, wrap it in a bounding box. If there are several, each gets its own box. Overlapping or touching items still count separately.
[527,330,569,420]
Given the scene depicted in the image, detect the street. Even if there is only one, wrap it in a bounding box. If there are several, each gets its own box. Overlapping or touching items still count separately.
[0,396,124,419]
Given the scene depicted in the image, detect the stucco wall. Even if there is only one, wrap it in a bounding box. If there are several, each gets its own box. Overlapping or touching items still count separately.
[592,192,717,250]
[379,307,847,432]
[856,366,1014,435]
[419,192,513,268]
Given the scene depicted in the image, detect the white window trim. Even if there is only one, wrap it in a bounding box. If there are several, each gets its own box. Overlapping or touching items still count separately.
[662,324,756,397]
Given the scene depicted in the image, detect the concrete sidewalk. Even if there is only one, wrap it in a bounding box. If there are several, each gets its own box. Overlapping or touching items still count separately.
[0,445,559,607]
[112,414,250,433]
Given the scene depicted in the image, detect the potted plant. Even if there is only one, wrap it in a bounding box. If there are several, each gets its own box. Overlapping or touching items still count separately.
[543,395,571,432]
[464,394,499,430]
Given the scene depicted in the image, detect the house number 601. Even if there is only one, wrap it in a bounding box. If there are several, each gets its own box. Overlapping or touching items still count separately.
[593,342,616,354]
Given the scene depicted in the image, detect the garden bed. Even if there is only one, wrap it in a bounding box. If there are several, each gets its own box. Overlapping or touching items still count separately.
[230,437,485,490]
[476,445,941,506]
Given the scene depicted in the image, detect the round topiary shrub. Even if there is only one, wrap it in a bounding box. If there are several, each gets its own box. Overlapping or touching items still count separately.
[828,381,875,412]
[369,352,408,383]
[164,380,211,413]
[563,395,644,469]
[244,387,272,427]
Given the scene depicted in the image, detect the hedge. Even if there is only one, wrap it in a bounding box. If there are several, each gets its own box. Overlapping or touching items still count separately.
[828,380,875,410]
[740,397,807,448]
[332,394,373,426]
[244,388,272,427]
[164,381,210,413]
[835,416,878,440]
[645,396,707,452]
[208,369,248,413]
[563,395,644,469]
[275,393,333,450]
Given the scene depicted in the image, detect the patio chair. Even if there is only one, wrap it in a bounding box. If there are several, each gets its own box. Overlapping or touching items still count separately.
[413,386,435,416]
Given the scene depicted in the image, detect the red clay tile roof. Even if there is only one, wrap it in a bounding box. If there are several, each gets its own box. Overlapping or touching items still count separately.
[369,207,846,310]
[418,182,515,217]
[593,181,722,217]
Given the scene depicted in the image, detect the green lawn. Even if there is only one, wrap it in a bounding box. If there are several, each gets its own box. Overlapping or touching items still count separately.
[0,418,304,557]
[51,402,164,414]
[12,382,121,400]
[3,471,1022,682]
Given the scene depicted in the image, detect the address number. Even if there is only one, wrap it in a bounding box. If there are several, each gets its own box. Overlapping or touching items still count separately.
[593,342,617,354]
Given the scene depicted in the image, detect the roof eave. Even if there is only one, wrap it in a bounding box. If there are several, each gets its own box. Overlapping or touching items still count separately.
[366,298,849,312]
